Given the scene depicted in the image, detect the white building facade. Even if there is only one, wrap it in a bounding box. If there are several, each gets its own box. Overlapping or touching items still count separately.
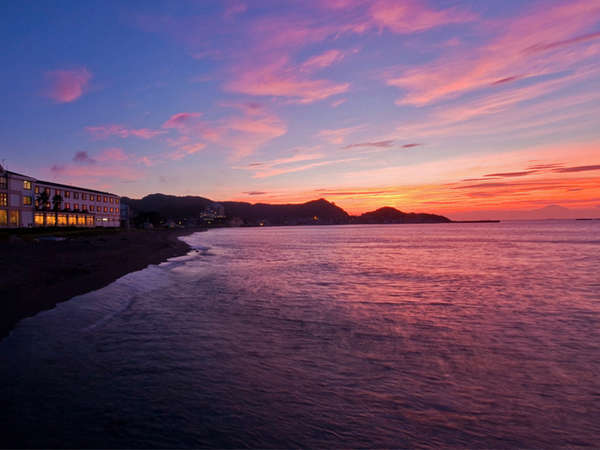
[0,165,120,228]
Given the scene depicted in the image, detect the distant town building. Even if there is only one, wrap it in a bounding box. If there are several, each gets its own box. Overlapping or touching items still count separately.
[0,164,120,228]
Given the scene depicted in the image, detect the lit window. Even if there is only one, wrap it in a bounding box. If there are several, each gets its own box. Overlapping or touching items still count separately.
[116,208,119,213]
[9,210,18,225]
[23,180,32,190]
[86,216,94,226]
[44,188,50,194]
[55,189,61,196]
[103,207,108,212]
[0,176,7,189]
[0,193,7,207]
[68,215,76,225]
[110,207,114,213]
[64,191,70,198]
[103,196,108,202]
[90,205,94,212]
[74,203,79,210]
[82,204,88,211]
[0,210,7,225]
[116,198,119,204]
[57,214,67,226]
[77,215,85,225]
[82,193,87,200]
[23,196,32,206]
[34,213,44,225]
[109,197,114,204]
[45,213,55,226]
[65,203,70,210]
[74,192,79,199]
[34,186,40,194]
[96,195,101,201]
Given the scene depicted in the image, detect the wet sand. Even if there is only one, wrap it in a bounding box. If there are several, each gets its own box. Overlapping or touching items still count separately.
[0,228,200,340]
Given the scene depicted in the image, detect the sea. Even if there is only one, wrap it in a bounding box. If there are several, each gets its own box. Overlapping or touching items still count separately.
[1,221,599,448]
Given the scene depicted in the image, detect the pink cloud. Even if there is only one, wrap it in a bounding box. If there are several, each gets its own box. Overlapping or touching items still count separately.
[49,163,142,182]
[44,68,92,103]
[96,147,129,162]
[368,0,474,34]
[162,112,203,129]
[317,125,363,144]
[331,98,347,108]
[85,124,165,139]
[384,0,600,106]
[162,107,287,159]
[225,57,349,103]
[224,1,247,19]
[301,49,345,71]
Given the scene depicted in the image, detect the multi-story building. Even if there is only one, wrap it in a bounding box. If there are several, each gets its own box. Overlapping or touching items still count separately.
[0,165,120,228]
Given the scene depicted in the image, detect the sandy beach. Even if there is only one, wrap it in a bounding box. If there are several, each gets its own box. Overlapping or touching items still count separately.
[0,228,200,339]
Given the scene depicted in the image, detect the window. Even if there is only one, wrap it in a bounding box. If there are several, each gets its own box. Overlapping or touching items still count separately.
[44,187,50,194]
[82,193,87,200]
[9,210,18,226]
[77,215,86,225]
[103,207,108,212]
[23,180,32,190]
[86,216,94,226]
[57,214,67,226]
[64,191,70,198]
[74,192,79,199]
[0,210,6,225]
[82,204,88,211]
[23,196,32,206]
[89,205,94,212]
[35,186,40,194]
[116,198,119,204]
[110,207,114,213]
[0,193,7,207]
[65,203,70,210]
[68,215,76,225]
[74,203,79,210]
[45,213,55,226]
[97,195,101,201]
[34,213,44,225]
[116,208,119,214]
[109,197,114,204]
[103,196,108,202]
[0,176,7,189]
[55,189,61,196]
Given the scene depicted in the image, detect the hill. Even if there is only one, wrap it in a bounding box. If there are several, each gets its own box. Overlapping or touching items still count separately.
[355,207,451,224]
[220,198,349,225]
[121,194,451,226]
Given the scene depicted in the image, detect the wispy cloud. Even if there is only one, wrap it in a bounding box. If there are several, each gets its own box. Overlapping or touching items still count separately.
[44,68,92,103]
[342,140,394,149]
[317,126,363,144]
[86,124,165,139]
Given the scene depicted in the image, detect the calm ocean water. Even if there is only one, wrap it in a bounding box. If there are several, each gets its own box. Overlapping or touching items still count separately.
[1,222,599,448]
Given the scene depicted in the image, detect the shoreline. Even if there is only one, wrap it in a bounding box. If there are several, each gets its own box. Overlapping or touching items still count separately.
[0,228,203,340]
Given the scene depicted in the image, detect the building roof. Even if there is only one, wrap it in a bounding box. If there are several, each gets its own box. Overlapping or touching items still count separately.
[4,170,118,196]
[35,179,118,196]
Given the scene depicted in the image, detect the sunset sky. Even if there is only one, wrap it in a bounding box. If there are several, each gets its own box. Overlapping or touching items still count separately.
[2,0,600,219]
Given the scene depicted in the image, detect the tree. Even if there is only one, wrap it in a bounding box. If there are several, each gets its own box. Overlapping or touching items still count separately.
[52,194,63,225]
[36,190,50,211]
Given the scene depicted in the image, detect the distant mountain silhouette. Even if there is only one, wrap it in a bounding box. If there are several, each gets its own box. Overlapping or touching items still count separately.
[122,194,451,226]
[355,207,451,224]
[220,198,349,225]
[122,193,216,218]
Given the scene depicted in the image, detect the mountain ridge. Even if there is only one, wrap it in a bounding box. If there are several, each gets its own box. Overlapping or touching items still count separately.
[121,194,452,225]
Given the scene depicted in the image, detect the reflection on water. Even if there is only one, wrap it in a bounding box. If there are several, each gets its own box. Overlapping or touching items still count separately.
[1,222,599,448]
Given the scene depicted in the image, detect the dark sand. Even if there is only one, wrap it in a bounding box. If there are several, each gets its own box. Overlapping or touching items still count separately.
[0,228,200,340]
